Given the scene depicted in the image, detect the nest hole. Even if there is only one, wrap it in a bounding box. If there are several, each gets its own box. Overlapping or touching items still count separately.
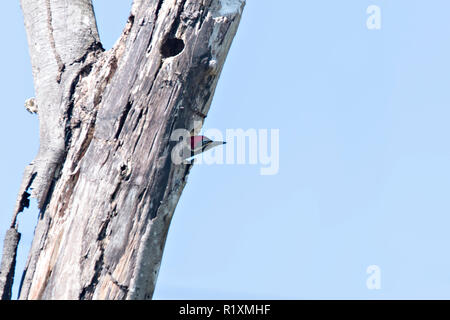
[160,37,185,58]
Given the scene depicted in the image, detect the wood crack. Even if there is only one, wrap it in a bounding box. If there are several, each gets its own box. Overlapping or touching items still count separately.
[45,0,65,83]
[79,249,104,300]
[106,269,129,297]
[115,100,133,140]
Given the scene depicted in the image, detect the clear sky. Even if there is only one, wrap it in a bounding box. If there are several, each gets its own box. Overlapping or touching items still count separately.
[2,0,450,299]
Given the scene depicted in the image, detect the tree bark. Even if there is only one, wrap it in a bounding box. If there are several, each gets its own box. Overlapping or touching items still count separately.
[0,0,244,300]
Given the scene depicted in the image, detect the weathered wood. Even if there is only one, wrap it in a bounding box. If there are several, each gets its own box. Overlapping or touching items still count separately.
[17,0,102,212]
[0,0,245,300]
[0,228,21,300]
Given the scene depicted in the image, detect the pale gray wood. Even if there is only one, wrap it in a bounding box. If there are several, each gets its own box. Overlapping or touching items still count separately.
[0,229,21,300]
[17,0,102,212]
[0,0,245,300]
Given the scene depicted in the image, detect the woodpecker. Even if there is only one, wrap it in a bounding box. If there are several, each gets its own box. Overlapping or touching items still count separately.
[190,135,226,157]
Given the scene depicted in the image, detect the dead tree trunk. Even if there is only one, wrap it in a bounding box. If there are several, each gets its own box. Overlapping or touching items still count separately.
[0,0,244,300]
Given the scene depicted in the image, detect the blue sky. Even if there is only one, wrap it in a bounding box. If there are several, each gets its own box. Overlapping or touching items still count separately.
[2,0,450,299]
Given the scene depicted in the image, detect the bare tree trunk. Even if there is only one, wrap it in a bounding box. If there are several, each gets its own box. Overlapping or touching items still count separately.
[0,0,244,300]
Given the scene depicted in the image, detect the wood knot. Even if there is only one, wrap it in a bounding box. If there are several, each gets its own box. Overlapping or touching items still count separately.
[24,98,38,114]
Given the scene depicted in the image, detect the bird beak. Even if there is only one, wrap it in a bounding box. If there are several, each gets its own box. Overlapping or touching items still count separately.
[202,141,226,152]
[211,141,226,147]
